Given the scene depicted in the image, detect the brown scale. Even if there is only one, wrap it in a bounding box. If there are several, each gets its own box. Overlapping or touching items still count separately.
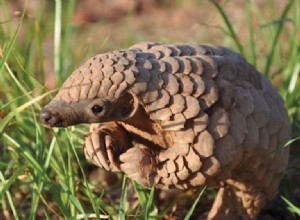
[41,42,291,220]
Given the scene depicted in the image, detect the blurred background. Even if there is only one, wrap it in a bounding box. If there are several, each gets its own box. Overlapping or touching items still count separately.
[0,0,299,219]
[0,0,295,88]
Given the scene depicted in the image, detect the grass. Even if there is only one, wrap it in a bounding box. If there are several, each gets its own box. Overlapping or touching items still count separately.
[0,0,299,219]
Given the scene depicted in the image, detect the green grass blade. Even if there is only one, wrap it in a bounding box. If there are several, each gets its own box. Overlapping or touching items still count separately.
[209,0,244,56]
[66,131,76,216]
[61,0,76,78]
[144,185,157,220]
[29,177,45,220]
[65,129,102,219]
[281,196,300,216]
[133,182,148,209]
[3,61,34,102]
[283,136,300,148]
[59,181,85,215]
[54,0,62,84]
[0,91,33,110]
[246,0,256,67]
[184,186,206,220]
[288,60,300,93]
[118,175,128,220]
[2,133,49,180]
[0,1,26,71]
[14,53,46,89]
[47,182,71,217]
[264,0,294,77]
[0,167,25,199]
[3,133,50,220]
[0,91,53,134]
[2,133,49,220]
[43,137,57,169]
[0,172,19,220]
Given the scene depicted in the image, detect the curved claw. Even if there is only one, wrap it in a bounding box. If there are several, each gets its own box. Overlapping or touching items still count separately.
[84,135,101,167]
[105,134,120,171]
[92,131,110,170]
[84,132,110,170]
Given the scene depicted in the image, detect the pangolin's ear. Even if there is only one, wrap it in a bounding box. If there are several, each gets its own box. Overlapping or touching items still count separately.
[113,92,139,120]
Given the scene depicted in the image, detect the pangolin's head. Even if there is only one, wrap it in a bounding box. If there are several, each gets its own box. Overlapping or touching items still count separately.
[40,51,140,127]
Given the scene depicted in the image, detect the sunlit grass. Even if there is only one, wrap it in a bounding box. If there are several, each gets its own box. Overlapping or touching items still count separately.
[0,0,299,219]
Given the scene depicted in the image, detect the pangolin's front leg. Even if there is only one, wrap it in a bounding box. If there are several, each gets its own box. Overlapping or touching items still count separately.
[83,123,166,188]
[84,123,159,187]
[83,122,132,172]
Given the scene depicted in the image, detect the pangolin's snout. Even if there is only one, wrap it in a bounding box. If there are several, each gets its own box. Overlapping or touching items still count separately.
[40,108,62,127]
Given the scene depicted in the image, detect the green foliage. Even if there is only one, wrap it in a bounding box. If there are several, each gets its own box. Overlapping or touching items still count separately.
[0,0,299,219]
[282,196,300,217]
[184,187,206,220]
[133,182,158,219]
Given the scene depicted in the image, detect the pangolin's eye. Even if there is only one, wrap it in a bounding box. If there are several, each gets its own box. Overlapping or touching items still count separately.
[91,105,103,115]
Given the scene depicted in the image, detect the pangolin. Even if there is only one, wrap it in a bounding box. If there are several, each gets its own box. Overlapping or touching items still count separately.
[40,42,291,219]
